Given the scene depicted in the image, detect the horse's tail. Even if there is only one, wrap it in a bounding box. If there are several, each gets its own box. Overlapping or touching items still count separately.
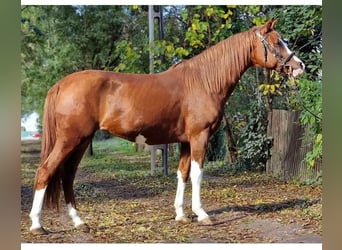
[34,83,62,210]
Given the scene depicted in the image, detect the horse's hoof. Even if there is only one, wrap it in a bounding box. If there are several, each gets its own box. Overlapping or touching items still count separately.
[175,216,191,224]
[30,227,49,235]
[198,217,214,226]
[75,223,90,233]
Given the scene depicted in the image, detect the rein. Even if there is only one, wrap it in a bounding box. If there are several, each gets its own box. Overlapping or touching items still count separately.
[290,79,322,121]
[255,30,295,71]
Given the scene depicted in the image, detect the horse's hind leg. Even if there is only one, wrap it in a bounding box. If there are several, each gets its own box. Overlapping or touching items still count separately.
[30,139,80,234]
[62,138,91,232]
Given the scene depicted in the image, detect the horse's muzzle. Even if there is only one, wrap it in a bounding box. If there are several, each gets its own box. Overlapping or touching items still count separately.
[292,66,305,77]
[283,60,305,78]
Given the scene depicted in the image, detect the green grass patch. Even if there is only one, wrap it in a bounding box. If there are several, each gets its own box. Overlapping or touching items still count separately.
[81,138,155,178]
[92,137,137,155]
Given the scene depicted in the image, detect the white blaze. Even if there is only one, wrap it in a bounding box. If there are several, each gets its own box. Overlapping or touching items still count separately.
[29,187,46,230]
[281,39,305,76]
[190,160,209,221]
[281,39,302,63]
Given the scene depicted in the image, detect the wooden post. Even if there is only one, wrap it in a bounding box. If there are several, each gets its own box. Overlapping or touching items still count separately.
[266,109,322,181]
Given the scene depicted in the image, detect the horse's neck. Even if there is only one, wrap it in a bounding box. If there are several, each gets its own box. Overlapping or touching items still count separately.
[220,36,253,95]
[211,47,253,106]
[184,33,253,99]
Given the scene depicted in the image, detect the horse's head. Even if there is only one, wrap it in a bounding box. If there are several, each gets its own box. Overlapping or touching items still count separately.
[252,18,305,77]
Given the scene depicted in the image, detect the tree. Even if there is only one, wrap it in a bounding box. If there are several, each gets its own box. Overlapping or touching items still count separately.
[21,6,129,156]
[21,6,126,119]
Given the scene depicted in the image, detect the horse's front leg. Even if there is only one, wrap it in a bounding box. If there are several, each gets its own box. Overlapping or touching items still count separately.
[189,131,213,225]
[174,142,191,223]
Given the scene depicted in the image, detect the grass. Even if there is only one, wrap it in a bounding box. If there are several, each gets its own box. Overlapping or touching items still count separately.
[80,137,175,179]
[92,137,137,155]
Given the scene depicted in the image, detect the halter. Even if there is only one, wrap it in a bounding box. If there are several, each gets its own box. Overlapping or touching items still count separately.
[255,30,295,71]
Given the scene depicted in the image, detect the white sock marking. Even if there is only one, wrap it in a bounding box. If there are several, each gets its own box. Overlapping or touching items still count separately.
[67,203,85,227]
[190,160,209,221]
[174,170,186,220]
[29,187,46,231]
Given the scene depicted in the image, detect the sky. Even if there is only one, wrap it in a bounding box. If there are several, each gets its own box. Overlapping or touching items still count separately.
[21,112,38,131]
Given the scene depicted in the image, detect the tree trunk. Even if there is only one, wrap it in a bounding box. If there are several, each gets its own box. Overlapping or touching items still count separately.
[168,143,175,157]
[85,139,93,156]
[222,114,237,164]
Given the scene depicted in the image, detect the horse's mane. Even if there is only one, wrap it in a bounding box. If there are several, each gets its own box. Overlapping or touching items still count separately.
[172,28,256,93]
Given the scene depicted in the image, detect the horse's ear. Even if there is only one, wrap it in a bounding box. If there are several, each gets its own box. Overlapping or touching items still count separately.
[270,18,277,29]
[260,18,277,35]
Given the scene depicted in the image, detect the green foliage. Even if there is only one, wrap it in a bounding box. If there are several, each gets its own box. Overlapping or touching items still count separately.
[21,6,127,117]
[296,78,322,133]
[295,77,322,167]
[206,125,227,162]
[183,6,234,49]
[223,68,271,171]
[271,6,322,80]
[305,134,322,168]
[258,83,281,96]
[237,103,272,171]
[114,40,147,73]
[152,6,235,71]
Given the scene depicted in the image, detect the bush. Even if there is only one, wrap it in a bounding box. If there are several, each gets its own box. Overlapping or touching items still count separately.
[206,125,227,161]
[94,130,112,141]
[237,103,272,171]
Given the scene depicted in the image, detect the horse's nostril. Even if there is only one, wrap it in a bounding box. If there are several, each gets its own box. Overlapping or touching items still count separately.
[300,62,305,70]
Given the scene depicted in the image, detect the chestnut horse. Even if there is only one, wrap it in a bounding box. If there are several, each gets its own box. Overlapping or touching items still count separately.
[29,19,304,234]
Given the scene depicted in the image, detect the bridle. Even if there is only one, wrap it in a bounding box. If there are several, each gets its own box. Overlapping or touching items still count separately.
[255,29,295,72]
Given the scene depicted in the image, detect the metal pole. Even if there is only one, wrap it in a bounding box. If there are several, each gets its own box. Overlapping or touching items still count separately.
[148,5,168,176]
[148,5,155,73]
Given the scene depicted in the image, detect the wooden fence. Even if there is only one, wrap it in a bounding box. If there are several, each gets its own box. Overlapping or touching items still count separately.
[266,109,322,182]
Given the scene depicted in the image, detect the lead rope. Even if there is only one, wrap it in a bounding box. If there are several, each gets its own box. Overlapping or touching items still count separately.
[288,77,322,121]
[290,31,322,120]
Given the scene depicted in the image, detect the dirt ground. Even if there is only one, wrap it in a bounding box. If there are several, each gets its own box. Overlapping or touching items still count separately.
[21,140,322,243]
